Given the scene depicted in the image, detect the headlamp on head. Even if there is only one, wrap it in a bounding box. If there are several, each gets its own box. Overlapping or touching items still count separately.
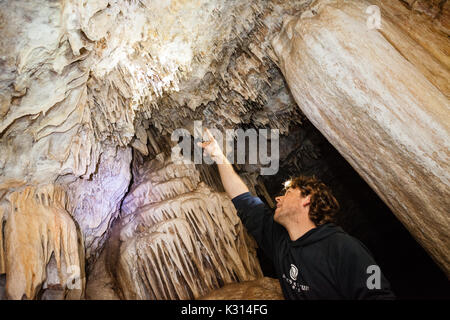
[283,179,292,189]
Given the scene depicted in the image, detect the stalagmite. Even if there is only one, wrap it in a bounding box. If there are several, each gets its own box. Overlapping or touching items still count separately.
[272,0,450,274]
[0,185,85,299]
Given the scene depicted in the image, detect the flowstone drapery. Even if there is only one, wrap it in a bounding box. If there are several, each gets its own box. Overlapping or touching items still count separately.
[107,154,263,299]
[272,0,450,274]
[0,0,448,300]
[0,185,85,299]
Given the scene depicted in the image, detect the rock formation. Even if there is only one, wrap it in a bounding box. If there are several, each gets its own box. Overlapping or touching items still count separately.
[0,0,448,300]
[0,0,303,189]
[198,277,284,300]
[65,146,132,268]
[272,0,450,274]
[0,185,85,299]
[90,153,262,300]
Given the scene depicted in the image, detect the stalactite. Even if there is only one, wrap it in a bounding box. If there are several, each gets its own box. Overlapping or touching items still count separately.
[272,0,450,275]
[122,159,201,216]
[0,0,447,300]
[1,0,301,193]
[2,185,85,299]
[112,154,262,300]
[118,218,212,299]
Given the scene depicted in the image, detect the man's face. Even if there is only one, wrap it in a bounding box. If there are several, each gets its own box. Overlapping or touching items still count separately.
[274,187,306,224]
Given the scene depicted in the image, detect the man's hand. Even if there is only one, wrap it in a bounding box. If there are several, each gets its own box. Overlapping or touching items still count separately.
[197,128,226,164]
[196,128,249,199]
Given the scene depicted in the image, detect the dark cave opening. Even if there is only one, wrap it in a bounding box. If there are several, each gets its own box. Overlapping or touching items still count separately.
[253,120,449,299]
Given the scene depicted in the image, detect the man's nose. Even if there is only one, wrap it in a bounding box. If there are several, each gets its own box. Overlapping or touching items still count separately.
[276,196,282,203]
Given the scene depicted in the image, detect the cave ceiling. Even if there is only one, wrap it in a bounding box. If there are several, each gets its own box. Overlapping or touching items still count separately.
[0,0,448,300]
[0,0,311,187]
[0,0,313,299]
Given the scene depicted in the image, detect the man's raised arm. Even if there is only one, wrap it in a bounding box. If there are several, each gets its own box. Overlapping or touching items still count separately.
[197,129,248,199]
[198,128,276,259]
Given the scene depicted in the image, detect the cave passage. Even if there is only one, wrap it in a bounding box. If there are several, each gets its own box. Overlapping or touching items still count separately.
[256,121,449,299]
[0,0,449,300]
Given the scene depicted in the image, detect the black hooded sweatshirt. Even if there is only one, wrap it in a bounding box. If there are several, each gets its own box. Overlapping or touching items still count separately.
[232,192,395,300]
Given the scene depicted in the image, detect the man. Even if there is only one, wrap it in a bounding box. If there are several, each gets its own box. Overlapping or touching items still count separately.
[198,129,395,300]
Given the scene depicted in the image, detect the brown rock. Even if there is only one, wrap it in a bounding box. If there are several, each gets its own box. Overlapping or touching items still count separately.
[1,185,85,299]
[111,154,263,299]
[272,0,450,275]
[198,277,284,300]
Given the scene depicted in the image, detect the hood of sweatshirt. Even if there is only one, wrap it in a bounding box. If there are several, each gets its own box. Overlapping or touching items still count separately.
[289,223,345,247]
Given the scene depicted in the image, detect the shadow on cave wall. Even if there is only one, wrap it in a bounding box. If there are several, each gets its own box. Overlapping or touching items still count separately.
[255,120,449,299]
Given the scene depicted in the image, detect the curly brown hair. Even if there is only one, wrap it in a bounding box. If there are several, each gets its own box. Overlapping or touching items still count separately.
[284,175,340,226]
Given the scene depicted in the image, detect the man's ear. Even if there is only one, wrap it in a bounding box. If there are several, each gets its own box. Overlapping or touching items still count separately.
[302,195,311,207]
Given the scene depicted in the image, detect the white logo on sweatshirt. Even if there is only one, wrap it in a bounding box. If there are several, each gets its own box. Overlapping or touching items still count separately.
[289,264,298,281]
